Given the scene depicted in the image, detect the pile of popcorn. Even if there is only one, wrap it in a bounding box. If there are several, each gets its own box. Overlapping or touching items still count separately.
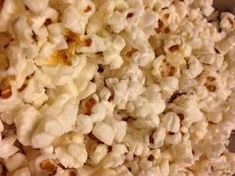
[0,0,235,175]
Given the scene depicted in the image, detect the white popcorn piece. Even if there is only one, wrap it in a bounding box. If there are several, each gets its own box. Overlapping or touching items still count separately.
[76,115,93,134]
[31,117,63,148]
[109,119,127,143]
[12,167,31,176]
[92,122,114,145]
[0,136,19,160]
[215,31,235,54]
[45,94,78,133]
[5,153,28,172]
[160,77,179,98]
[55,142,87,168]
[183,56,203,79]
[62,0,95,34]
[172,137,194,167]
[91,102,107,122]
[14,105,41,146]
[77,34,106,54]
[189,120,208,143]
[0,0,235,174]
[108,11,128,33]
[162,112,180,133]
[91,144,108,164]
[150,127,166,148]
[165,132,182,145]
[23,0,49,13]
[103,36,126,69]
[0,0,22,32]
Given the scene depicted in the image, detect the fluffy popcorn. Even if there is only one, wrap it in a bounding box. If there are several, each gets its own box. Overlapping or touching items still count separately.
[103,36,126,69]
[31,117,63,148]
[55,142,87,169]
[5,153,28,172]
[91,144,108,164]
[53,132,87,169]
[12,167,31,176]
[76,115,93,134]
[172,137,194,167]
[0,136,18,160]
[44,94,78,133]
[62,1,95,34]
[160,76,179,98]
[90,102,107,122]
[215,31,235,54]
[108,11,128,33]
[23,0,49,14]
[0,0,235,175]
[77,35,106,54]
[150,127,166,148]
[109,119,127,143]
[92,122,114,145]
[182,56,203,79]
[162,112,180,133]
[14,105,41,146]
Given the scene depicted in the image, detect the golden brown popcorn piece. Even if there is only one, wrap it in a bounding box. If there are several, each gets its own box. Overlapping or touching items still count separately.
[0,75,15,99]
[40,159,57,174]
[46,30,94,66]
[80,96,96,115]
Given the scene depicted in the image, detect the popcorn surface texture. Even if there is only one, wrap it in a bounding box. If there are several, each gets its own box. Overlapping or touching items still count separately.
[0,0,235,175]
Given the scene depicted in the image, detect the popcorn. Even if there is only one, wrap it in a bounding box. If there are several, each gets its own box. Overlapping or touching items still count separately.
[52,132,87,169]
[108,11,128,33]
[149,127,166,148]
[162,112,180,133]
[0,0,235,175]
[14,105,41,146]
[91,144,108,164]
[0,136,18,159]
[62,0,95,34]
[76,115,93,134]
[92,122,114,145]
[109,119,127,143]
[12,167,31,176]
[103,36,126,69]
[182,56,203,79]
[23,0,49,14]
[5,153,28,172]
[215,31,235,54]
[55,142,87,168]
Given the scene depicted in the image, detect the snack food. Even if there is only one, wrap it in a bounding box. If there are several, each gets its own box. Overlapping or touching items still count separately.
[0,0,235,175]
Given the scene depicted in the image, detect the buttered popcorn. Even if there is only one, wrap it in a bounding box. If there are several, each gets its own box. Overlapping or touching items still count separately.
[0,0,235,175]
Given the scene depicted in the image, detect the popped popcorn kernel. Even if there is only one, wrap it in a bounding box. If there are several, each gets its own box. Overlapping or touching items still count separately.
[0,0,234,175]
